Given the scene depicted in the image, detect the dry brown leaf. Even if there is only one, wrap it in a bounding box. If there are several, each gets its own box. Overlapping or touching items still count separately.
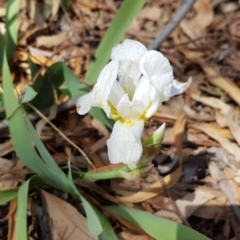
[183,105,215,121]
[118,230,151,240]
[0,158,16,170]
[180,0,213,39]
[155,210,181,223]
[36,32,68,48]
[190,94,232,115]
[215,111,240,146]
[138,6,162,21]
[175,188,215,218]
[201,65,240,106]
[7,199,17,240]
[191,123,240,164]
[0,140,14,157]
[209,162,240,220]
[41,190,97,240]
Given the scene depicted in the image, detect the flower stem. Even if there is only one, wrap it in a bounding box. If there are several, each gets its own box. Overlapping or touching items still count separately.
[74,165,130,180]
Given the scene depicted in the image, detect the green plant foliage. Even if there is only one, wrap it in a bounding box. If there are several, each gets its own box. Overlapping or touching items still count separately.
[6,0,20,58]
[28,59,63,109]
[0,188,18,204]
[2,46,102,237]
[106,205,210,240]
[84,0,147,84]
[67,161,103,236]
[89,107,114,129]
[94,207,118,240]
[21,85,37,103]
[48,62,90,98]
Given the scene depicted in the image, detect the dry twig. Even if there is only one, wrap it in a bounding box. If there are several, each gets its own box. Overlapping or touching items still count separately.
[148,0,197,50]
[27,103,96,170]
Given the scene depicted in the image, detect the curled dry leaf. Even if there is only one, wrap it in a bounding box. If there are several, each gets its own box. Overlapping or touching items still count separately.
[36,32,68,48]
[183,105,215,121]
[215,111,240,146]
[41,190,97,240]
[180,0,213,39]
[190,94,232,115]
[7,199,17,240]
[174,188,215,219]
[201,65,240,106]
[191,124,240,168]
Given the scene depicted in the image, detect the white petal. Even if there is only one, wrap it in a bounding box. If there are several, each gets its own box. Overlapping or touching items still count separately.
[94,60,119,117]
[76,92,98,115]
[133,76,160,119]
[171,77,192,96]
[117,94,144,121]
[108,81,125,107]
[139,50,174,102]
[145,84,160,118]
[107,121,144,164]
[111,39,147,62]
[112,40,147,89]
[118,61,137,99]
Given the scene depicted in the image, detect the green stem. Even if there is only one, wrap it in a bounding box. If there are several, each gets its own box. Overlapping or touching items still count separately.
[74,165,130,180]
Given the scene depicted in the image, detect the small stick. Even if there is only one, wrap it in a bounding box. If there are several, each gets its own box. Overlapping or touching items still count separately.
[148,0,196,50]
[152,167,190,227]
[27,103,96,170]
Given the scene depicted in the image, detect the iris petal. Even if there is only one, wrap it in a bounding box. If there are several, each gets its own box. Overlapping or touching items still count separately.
[107,120,144,164]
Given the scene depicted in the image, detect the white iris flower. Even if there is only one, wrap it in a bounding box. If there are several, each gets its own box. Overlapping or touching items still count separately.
[76,40,191,164]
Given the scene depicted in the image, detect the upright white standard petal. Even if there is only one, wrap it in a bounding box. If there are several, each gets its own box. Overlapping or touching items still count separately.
[111,40,148,97]
[107,121,144,164]
[139,50,192,102]
[132,76,160,119]
[139,50,173,101]
[111,39,147,62]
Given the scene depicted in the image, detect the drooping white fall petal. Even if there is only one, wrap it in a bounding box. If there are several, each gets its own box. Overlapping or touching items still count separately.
[107,120,144,164]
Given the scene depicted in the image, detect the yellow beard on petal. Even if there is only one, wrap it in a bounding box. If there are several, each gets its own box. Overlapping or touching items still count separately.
[107,100,151,125]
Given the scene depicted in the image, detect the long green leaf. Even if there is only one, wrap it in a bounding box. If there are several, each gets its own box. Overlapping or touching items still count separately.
[45,62,79,96]
[0,188,18,204]
[16,178,31,240]
[106,205,210,240]
[3,46,50,176]
[6,0,20,58]
[95,208,117,240]
[85,0,146,84]
[24,115,65,177]
[67,161,103,236]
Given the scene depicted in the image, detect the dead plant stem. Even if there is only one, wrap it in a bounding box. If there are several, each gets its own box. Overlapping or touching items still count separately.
[27,103,96,170]
[152,167,190,227]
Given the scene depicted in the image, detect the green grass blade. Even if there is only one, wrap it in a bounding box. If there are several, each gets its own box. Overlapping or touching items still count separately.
[6,0,20,58]
[84,0,146,84]
[95,208,117,240]
[16,176,43,240]
[67,161,103,236]
[106,205,210,240]
[24,115,66,177]
[16,178,31,240]
[0,188,18,204]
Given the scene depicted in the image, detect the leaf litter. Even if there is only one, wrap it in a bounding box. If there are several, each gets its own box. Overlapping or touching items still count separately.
[1,0,240,239]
